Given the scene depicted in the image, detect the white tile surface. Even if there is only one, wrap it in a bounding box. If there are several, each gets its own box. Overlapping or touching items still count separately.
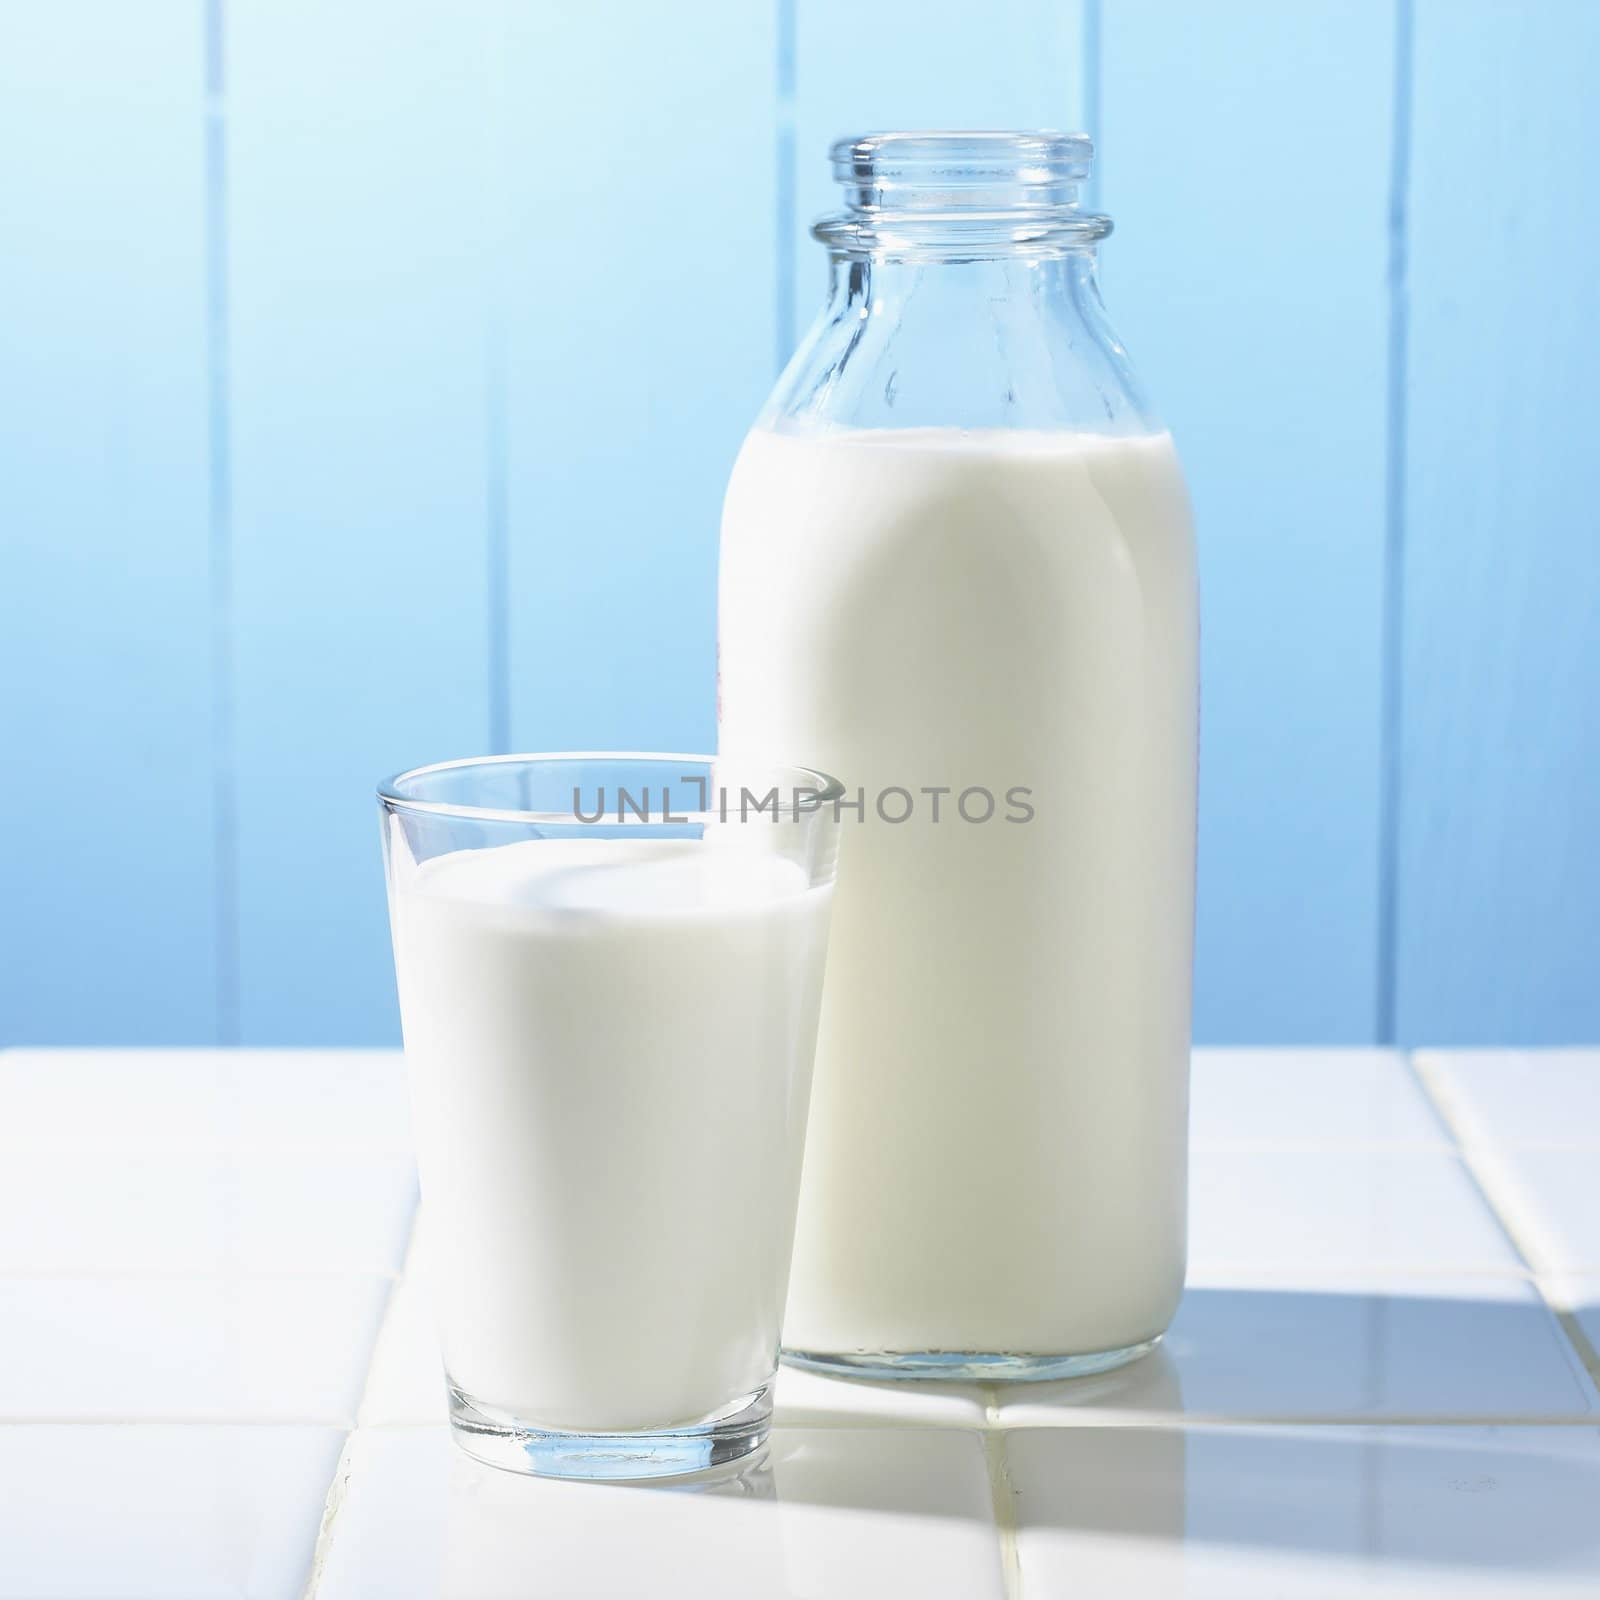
[1191,1049,1447,1147]
[2,1047,1595,1600]
[0,1047,412,1152]
[314,1425,1006,1599]
[1007,1424,1600,1597]
[1459,1145,1600,1274]
[994,1272,1596,1424]
[0,1275,390,1422]
[0,1149,416,1273]
[1189,1147,1521,1271]
[0,1423,343,1599]
[1419,1050,1600,1148]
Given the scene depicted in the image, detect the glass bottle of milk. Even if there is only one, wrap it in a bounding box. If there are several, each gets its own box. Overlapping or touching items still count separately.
[719,132,1198,1380]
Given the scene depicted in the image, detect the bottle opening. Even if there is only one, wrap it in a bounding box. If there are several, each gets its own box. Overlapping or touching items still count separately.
[817,130,1109,257]
[831,130,1093,214]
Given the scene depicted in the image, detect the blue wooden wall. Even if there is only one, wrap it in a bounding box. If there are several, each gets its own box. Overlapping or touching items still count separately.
[2,0,1596,1048]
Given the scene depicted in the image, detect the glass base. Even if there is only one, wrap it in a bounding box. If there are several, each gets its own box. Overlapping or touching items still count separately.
[781,1334,1161,1384]
[446,1380,772,1481]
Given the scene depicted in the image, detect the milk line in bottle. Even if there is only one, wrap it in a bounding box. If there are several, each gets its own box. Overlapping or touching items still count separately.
[719,133,1198,1379]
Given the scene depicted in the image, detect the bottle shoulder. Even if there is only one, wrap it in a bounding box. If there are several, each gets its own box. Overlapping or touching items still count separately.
[760,255,1159,436]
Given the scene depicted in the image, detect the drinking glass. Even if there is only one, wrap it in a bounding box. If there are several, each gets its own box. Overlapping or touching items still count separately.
[378,754,841,1479]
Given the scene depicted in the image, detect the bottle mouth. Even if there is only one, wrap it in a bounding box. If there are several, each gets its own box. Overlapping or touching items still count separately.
[831,131,1094,213]
[818,130,1110,255]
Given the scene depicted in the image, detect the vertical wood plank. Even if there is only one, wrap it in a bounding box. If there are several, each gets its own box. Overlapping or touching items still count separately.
[501,3,779,756]
[1100,0,1396,1042]
[0,3,216,1043]
[228,0,494,1042]
[790,0,1089,333]
[1398,0,1600,1043]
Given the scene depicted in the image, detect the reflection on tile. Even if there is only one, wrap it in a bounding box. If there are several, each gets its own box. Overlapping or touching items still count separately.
[0,1048,412,1152]
[1008,1424,1600,1597]
[1420,1050,1600,1149]
[994,1274,1595,1424]
[0,1275,389,1422]
[360,1274,446,1425]
[1463,1147,1600,1275]
[0,1150,416,1273]
[1191,1049,1446,1147]
[0,1423,343,1599]
[316,1426,1005,1599]
[993,1345,1190,1423]
[1189,1148,1520,1272]
[774,1363,988,1428]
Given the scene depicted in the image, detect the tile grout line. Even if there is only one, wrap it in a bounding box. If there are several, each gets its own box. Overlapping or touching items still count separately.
[980,1390,1024,1599]
[355,1203,424,1428]
[300,1208,421,1598]
[299,1429,358,1600]
[1407,1054,1539,1266]
[988,1411,1600,1430]
[1408,1055,1554,1270]
[0,1268,407,1281]
[1408,1052,1600,1400]
[6,1406,1600,1432]
[0,1416,362,1428]
[351,1274,410,1430]
[1532,1274,1600,1398]
[1191,1136,1456,1153]
[1187,1263,1538,1281]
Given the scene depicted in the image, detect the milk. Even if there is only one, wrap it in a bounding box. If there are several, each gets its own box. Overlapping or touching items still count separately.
[719,426,1197,1361]
[387,835,832,1430]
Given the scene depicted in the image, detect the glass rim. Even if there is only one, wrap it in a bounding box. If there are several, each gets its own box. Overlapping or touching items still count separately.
[377,751,846,826]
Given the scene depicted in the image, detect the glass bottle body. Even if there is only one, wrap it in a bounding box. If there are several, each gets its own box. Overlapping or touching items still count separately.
[719,134,1198,1377]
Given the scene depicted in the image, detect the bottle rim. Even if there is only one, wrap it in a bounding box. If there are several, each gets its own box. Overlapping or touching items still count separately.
[829,130,1093,193]
[818,130,1111,255]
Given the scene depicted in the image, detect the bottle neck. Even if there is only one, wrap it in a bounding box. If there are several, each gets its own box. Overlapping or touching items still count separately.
[820,248,1104,315]
[761,132,1148,435]
[767,246,1148,436]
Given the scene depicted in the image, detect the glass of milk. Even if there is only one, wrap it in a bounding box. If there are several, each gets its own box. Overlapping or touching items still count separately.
[378,754,841,1479]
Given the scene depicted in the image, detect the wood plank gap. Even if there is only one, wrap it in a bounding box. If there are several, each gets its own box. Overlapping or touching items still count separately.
[484,8,510,757]
[1375,0,1414,1045]
[1082,0,1101,206]
[774,0,797,373]
[204,0,239,1045]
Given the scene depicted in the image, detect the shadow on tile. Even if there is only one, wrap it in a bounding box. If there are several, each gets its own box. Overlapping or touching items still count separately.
[1006,1425,1600,1582]
[365,1280,1597,1435]
[993,1282,1596,1424]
